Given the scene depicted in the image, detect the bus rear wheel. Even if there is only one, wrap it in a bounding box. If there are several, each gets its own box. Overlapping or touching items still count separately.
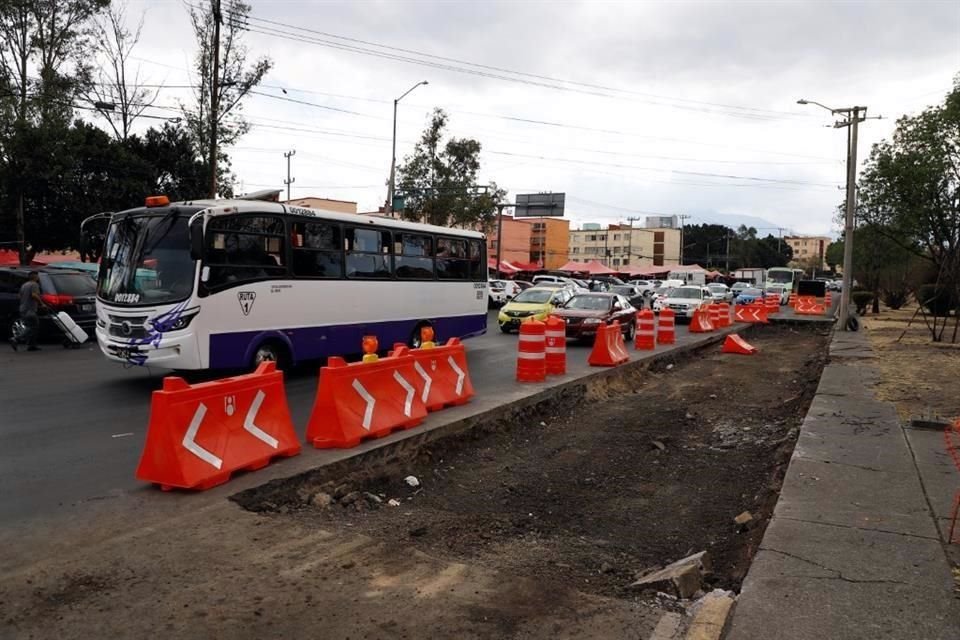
[252,340,290,371]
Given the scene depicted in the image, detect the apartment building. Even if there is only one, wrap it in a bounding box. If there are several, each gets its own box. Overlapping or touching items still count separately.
[518,218,570,270]
[487,214,533,264]
[569,224,680,268]
[785,235,831,269]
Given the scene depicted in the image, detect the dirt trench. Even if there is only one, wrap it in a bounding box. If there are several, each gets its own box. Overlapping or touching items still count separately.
[242,324,831,600]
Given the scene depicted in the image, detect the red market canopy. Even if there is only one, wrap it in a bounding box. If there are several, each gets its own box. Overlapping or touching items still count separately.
[508,261,544,272]
[622,265,673,278]
[487,258,520,274]
[557,260,618,275]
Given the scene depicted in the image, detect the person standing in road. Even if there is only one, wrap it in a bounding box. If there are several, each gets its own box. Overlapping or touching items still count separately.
[12,271,44,352]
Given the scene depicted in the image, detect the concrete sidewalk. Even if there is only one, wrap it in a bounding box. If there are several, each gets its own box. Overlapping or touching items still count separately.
[727,329,959,639]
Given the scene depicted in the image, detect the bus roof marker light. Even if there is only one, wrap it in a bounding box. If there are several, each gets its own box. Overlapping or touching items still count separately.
[362,336,379,363]
[145,195,170,207]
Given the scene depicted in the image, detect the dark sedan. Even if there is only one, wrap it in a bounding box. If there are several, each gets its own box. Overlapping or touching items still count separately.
[552,293,637,341]
[0,266,97,340]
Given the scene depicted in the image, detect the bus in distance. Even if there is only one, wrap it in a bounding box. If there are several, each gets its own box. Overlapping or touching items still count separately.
[92,196,488,370]
[765,266,797,293]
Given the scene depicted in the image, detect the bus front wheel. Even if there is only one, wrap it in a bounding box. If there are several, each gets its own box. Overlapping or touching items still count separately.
[252,340,290,371]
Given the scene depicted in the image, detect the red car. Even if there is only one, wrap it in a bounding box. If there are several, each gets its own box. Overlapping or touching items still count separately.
[552,292,637,341]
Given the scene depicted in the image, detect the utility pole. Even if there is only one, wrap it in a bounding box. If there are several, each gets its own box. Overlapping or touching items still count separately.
[386,81,428,215]
[678,214,690,265]
[283,150,296,201]
[208,0,222,199]
[14,5,27,265]
[626,216,642,267]
[725,230,732,273]
[494,203,511,276]
[797,99,874,329]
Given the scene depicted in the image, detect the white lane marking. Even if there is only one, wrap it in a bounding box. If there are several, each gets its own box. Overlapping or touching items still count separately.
[243,390,278,449]
[352,379,375,430]
[414,361,432,403]
[393,371,415,417]
[448,356,466,395]
[111,432,134,438]
[182,403,223,469]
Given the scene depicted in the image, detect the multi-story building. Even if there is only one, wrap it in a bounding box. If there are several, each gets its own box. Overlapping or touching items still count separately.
[518,218,570,270]
[487,215,533,265]
[785,236,831,269]
[286,197,358,214]
[569,224,680,268]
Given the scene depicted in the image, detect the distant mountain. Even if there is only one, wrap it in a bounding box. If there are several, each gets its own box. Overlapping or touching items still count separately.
[688,211,788,235]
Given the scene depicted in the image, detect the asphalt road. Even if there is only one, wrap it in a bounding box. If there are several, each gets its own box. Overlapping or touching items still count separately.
[0,310,609,525]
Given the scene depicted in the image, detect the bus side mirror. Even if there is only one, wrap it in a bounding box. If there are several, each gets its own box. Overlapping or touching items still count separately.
[190,219,204,260]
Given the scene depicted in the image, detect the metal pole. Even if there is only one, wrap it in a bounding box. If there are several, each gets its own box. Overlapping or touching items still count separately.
[838,108,861,329]
[208,0,221,198]
[387,98,398,215]
[725,231,731,273]
[495,205,505,277]
[284,150,296,201]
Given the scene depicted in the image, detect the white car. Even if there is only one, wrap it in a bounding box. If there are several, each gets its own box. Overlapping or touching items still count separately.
[533,274,573,286]
[489,279,520,307]
[656,285,710,321]
[706,283,732,302]
[765,285,789,305]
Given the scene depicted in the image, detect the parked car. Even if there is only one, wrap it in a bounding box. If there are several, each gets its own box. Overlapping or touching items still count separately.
[0,266,97,341]
[592,275,625,287]
[552,293,637,342]
[497,286,575,333]
[532,274,573,287]
[513,280,534,291]
[730,282,751,297]
[488,279,516,308]
[734,287,765,305]
[628,279,657,295]
[655,285,709,322]
[610,284,647,309]
[706,283,732,302]
[650,286,676,311]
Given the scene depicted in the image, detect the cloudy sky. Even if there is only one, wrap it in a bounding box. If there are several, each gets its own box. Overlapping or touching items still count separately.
[121,0,958,235]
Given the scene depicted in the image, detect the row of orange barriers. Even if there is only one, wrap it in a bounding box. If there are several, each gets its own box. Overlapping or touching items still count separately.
[136,334,475,491]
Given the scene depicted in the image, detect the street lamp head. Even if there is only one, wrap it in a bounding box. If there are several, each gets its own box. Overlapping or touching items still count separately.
[421,81,429,86]
[796,99,808,105]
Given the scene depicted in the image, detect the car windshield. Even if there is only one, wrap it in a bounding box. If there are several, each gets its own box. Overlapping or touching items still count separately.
[99,212,195,305]
[672,288,702,299]
[732,283,748,290]
[48,272,97,296]
[611,286,635,296]
[512,288,553,304]
[708,284,726,291]
[743,288,762,296]
[565,295,612,311]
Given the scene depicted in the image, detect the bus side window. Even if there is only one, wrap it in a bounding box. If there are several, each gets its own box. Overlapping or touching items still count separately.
[395,233,434,280]
[437,237,470,280]
[204,215,287,288]
[345,227,391,279]
[292,221,343,278]
[468,239,484,281]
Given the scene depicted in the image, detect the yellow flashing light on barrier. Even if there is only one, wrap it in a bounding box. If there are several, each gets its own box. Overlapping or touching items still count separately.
[420,326,436,349]
[362,335,379,363]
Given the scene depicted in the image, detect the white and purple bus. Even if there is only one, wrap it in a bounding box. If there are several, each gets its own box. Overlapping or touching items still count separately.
[93,196,488,370]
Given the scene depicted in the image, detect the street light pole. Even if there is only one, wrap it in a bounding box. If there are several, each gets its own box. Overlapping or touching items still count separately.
[387,80,428,216]
[797,99,870,330]
[283,149,296,201]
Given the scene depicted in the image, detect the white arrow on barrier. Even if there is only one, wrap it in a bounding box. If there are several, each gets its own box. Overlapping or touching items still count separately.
[393,371,415,417]
[448,356,465,396]
[414,361,432,403]
[352,379,375,430]
[243,389,278,449]
[182,403,223,469]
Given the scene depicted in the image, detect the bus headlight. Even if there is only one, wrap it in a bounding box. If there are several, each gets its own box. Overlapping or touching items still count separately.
[152,307,200,332]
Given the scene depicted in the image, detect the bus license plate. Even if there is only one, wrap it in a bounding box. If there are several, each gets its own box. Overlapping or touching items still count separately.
[78,304,92,312]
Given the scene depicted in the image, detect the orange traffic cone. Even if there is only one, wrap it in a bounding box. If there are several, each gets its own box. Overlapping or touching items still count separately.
[544,316,567,375]
[516,318,546,382]
[634,310,655,350]
[657,308,676,345]
[722,334,758,355]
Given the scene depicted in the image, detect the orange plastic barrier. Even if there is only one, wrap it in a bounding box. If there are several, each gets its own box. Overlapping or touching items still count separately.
[717,303,732,328]
[735,304,768,324]
[517,317,546,382]
[634,309,656,350]
[689,307,715,333]
[400,338,475,412]
[657,308,676,345]
[709,303,721,328]
[588,321,630,366]
[788,292,797,308]
[136,362,301,491]
[795,296,825,315]
[544,316,567,375]
[722,334,758,355]
[765,293,780,314]
[306,348,427,449]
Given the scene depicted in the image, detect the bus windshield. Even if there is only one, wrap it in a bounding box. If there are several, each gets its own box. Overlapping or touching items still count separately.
[766,269,793,284]
[99,213,195,305]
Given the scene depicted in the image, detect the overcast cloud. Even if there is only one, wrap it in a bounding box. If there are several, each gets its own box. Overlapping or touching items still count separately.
[125,0,959,235]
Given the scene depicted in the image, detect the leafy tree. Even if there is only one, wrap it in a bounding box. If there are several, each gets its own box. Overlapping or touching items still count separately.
[825,241,843,270]
[856,75,960,340]
[678,223,731,267]
[181,0,271,194]
[396,108,506,228]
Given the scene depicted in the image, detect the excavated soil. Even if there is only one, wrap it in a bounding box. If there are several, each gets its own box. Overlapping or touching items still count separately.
[248,324,831,599]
